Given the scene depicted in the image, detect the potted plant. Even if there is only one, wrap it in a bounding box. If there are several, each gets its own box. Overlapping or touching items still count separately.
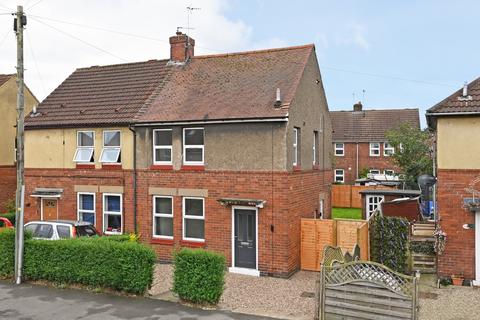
[451,274,464,286]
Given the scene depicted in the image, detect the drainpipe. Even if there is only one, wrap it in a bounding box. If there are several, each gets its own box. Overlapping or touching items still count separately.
[128,125,138,234]
[355,142,359,180]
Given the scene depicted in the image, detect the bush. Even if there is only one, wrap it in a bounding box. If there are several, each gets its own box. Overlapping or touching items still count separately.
[369,214,409,273]
[410,241,435,255]
[0,212,16,226]
[173,248,226,304]
[0,229,15,277]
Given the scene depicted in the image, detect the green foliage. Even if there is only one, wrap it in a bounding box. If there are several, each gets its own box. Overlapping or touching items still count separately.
[439,277,452,286]
[100,234,138,242]
[3,199,16,214]
[359,167,371,179]
[332,207,362,220]
[410,241,435,255]
[369,214,409,273]
[0,212,16,226]
[173,248,226,304]
[0,231,156,294]
[386,123,433,189]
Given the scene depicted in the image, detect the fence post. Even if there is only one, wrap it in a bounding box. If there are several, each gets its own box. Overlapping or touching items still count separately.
[412,273,419,320]
[316,265,326,320]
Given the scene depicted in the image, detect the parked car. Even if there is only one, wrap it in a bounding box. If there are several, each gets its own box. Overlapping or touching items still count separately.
[0,217,14,231]
[24,220,99,240]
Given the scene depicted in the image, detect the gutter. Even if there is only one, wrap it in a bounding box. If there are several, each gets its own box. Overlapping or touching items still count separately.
[128,124,138,234]
[426,111,480,116]
[133,117,288,127]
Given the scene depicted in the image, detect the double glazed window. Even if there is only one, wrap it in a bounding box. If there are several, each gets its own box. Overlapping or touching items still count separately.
[334,169,344,183]
[383,142,395,156]
[77,193,95,225]
[183,128,204,165]
[369,142,381,156]
[384,169,395,176]
[153,129,172,164]
[369,169,381,175]
[74,131,94,163]
[100,131,121,163]
[183,197,205,241]
[103,194,122,235]
[153,196,173,239]
[334,143,344,156]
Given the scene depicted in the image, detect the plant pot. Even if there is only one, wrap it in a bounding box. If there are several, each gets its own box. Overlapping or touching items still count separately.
[452,276,464,286]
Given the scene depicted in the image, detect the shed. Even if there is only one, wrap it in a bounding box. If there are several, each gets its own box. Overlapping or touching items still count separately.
[359,189,421,219]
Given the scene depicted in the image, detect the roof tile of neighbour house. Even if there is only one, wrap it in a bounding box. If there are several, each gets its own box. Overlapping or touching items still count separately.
[331,108,420,142]
[0,74,13,87]
[25,44,314,128]
[427,77,480,114]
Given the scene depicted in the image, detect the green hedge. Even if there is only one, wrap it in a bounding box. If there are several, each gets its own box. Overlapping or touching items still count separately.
[173,248,226,304]
[0,212,15,226]
[0,230,156,294]
[410,241,435,255]
[369,215,409,273]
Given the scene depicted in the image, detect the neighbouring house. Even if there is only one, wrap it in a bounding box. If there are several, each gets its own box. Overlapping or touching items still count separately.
[427,78,480,284]
[359,189,420,219]
[23,32,333,277]
[0,74,38,212]
[331,103,420,184]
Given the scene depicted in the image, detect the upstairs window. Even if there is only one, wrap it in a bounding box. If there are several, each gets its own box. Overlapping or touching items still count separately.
[153,129,173,164]
[74,131,94,163]
[334,143,344,156]
[369,142,381,157]
[100,130,121,163]
[293,128,300,166]
[183,128,204,165]
[384,142,395,156]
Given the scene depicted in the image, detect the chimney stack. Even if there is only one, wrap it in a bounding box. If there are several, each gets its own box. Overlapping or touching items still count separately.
[169,31,195,63]
[353,101,363,112]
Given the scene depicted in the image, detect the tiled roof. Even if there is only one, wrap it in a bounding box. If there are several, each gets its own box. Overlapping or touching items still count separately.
[331,108,420,142]
[137,45,313,123]
[25,60,173,128]
[0,74,13,87]
[26,44,314,128]
[427,77,480,115]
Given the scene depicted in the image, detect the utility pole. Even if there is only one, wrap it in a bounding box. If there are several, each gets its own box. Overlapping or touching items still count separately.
[14,5,26,285]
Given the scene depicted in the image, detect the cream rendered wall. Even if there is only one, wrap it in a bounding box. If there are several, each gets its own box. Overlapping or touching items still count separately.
[0,76,38,166]
[25,127,134,169]
[437,117,480,169]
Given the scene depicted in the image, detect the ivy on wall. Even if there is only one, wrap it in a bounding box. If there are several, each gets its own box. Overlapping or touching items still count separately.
[369,214,409,273]
[410,241,435,255]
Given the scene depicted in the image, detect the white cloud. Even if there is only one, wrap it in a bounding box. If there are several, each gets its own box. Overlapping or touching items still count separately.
[0,0,285,101]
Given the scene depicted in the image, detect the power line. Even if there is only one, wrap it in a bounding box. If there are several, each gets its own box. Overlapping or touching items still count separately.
[26,0,46,11]
[0,2,12,12]
[0,28,10,48]
[25,30,47,96]
[30,16,128,62]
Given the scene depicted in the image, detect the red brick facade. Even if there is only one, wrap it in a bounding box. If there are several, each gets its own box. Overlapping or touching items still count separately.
[334,142,399,184]
[0,166,16,212]
[436,169,477,280]
[25,168,331,277]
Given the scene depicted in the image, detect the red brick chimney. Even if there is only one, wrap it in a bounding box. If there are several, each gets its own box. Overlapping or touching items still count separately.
[169,31,195,63]
[353,101,363,112]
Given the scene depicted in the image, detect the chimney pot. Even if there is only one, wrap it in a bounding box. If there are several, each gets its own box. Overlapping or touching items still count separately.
[169,31,195,63]
[353,101,363,112]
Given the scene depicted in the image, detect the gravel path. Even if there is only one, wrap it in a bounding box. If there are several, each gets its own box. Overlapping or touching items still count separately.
[149,264,317,320]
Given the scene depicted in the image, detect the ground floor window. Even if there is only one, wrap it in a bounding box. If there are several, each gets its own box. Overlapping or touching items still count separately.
[103,193,122,234]
[334,169,344,183]
[77,192,95,225]
[153,196,173,239]
[183,197,205,242]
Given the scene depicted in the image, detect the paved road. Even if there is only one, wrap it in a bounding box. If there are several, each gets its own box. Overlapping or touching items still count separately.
[0,281,277,320]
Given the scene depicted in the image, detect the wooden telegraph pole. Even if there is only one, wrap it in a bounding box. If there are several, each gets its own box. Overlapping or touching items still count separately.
[14,5,26,285]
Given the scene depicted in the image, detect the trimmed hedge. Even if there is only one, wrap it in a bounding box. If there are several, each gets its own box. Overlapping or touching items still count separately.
[369,215,409,273]
[0,230,156,294]
[173,248,226,304]
[0,212,15,226]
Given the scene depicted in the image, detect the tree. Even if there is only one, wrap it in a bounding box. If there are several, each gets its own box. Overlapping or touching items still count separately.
[386,123,433,189]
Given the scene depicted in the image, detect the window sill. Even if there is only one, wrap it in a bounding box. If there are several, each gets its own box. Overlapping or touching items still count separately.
[101,163,123,170]
[293,165,302,171]
[181,240,206,248]
[76,163,95,169]
[150,165,174,171]
[151,238,174,245]
[181,165,205,171]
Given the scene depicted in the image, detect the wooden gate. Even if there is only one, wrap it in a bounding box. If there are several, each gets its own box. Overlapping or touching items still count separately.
[316,261,419,320]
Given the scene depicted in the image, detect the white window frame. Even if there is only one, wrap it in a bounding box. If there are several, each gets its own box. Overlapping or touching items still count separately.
[77,192,96,226]
[366,195,384,219]
[334,169,344,183]
[369,169,381,175]
[313,131,318,165]
[334,143,344,157]
[384,169,395,176]
[293,128,299,166]
[100,130,121,163]
[383,142,395,156]
[102,193,123,235]
[73,131,95,163]
[153,129,173,165]
[183,128,204,166]
[369,142,381,157]
[182,197,205,242]
[153,196,174,239]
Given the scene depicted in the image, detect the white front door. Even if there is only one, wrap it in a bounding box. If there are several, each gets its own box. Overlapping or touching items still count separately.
[366,195,384,219]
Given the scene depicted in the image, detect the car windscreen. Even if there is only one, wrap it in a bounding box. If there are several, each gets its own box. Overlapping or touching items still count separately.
[75,225,98,237]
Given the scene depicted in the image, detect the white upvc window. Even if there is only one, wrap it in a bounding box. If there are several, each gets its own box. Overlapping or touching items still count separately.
[313,131,318,165]
[77,192,95,225]
[384,169,395,176]
[384,142,395,156]
[293,128,299,166]
[100,130,121,163]
[334,169,344,183]
[182,197,205,242]
[334,143,344,156]
[369,169,381,175]
[153,129,172,165]
[369,142,381,157]
[366,195,384,219]
[153,196,173,239]
[103,193,122,235]
[73,131,94,163]
[183,128,204,165]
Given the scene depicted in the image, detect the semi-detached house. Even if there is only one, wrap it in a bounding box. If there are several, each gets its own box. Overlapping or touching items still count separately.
[23,32,333,277]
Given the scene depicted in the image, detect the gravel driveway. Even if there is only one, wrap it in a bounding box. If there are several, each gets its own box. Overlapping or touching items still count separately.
[149,264,317,320]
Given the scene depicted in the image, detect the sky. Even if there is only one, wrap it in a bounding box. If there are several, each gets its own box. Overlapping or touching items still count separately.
[0,0,479,128]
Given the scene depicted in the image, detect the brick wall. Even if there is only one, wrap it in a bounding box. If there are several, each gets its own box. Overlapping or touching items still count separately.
[333,142,399,184]
[0,166,16,212]
[437,169,477,280]
[25,167,331,277]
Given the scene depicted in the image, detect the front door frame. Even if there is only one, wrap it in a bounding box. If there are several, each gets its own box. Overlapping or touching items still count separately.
[41,198,58,221]
[229,205,259,277]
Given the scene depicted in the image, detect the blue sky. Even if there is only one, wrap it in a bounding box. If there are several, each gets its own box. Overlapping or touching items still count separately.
[0,0,478,128]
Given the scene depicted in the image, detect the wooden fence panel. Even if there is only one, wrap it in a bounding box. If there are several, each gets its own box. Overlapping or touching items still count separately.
[351,185,366,208]
[301,219,319,271]
[357,221,370,260]
[331,185,352,208]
